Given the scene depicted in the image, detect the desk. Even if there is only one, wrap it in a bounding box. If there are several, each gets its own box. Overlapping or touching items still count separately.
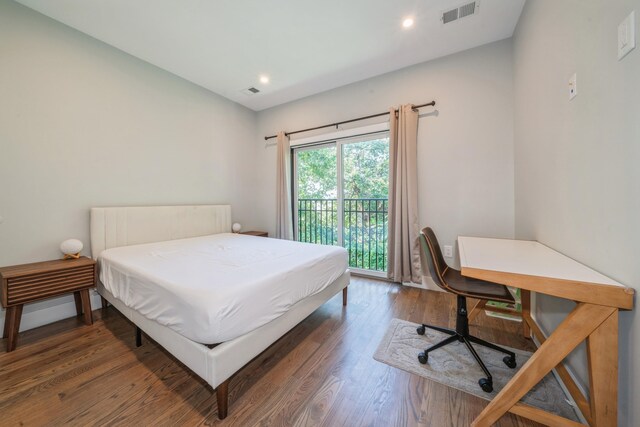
[458,237,634,427]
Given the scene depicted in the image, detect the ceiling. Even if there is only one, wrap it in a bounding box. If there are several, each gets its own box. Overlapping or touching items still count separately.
[16,0,526,111]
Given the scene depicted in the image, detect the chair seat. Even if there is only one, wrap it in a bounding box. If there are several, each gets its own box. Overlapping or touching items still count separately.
[443,268,515,303]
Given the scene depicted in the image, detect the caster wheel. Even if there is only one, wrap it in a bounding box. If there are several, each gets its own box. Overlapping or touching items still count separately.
[479,378,493,393]
[418,352,429,364]
[416,326,426,335]
[503,355,517,369]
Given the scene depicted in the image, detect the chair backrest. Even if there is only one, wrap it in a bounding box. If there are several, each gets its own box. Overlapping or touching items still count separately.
[419,227,453,293]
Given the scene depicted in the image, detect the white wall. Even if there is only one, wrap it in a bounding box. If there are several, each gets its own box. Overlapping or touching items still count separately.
[0,0,257,331]
[513,1,640,425]
[255,39,516,279]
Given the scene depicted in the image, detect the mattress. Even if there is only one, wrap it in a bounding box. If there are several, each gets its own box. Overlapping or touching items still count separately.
[98,233,349,344]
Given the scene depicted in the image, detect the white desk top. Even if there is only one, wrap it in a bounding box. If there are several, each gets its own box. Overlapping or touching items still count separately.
[458,236,623,288]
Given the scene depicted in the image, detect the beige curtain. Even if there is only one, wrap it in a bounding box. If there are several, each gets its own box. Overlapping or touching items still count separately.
[275,131,293,239]
[387,104,421,283]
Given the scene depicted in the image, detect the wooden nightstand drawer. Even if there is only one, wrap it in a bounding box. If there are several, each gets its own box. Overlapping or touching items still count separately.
[7,265,95,306]
[1,257,95,306]
[240,231,268,237]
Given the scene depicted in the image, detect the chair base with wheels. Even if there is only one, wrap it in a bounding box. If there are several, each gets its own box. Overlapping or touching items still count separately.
[416,295,516,393]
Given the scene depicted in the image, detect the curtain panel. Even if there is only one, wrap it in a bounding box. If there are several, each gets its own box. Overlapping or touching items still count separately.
[276,131,293,240]
[387,104,421,283]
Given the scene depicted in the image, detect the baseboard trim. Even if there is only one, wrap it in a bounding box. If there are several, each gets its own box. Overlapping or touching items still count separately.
[0,290,102,333]
[403,276,445,292]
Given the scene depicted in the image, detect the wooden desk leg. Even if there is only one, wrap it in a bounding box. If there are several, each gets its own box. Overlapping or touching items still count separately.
[588,310,618,426]
[521,289,531,338]
[471,303,615,427]
[3,305,24,352]
[73,291,83,316]
[79,289,93,325]
[468,299,487,322]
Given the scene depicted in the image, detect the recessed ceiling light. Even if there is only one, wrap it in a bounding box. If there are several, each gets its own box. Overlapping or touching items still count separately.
[402,17,414,28]
[259,75,270,84]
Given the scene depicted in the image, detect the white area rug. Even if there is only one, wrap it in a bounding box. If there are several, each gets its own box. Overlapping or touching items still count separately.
[374,318,580,422]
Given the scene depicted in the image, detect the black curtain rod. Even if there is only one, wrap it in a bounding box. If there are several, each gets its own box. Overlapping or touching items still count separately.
[263,100,435,141]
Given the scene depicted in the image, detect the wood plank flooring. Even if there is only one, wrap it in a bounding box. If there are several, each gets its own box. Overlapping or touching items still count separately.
[0,277,542,426]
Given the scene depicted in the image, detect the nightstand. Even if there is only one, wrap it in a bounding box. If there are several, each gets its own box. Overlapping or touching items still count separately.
[240,231,268,237]
[0,257,97,352]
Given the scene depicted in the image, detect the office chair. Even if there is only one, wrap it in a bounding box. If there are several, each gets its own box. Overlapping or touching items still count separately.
[417,227,517,393]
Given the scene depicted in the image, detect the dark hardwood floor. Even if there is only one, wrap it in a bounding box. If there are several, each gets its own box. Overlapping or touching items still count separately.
[0,277,541,426]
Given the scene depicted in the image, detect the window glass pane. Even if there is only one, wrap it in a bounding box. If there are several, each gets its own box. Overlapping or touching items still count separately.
[295,145,338,246]
[342,138,389,199]
[342,137,389,272]
[296,145,337,199]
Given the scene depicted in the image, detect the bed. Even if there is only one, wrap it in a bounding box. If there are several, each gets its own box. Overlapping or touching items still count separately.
[90,205,350,419]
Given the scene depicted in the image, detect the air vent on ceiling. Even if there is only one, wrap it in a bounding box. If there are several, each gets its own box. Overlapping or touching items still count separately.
[240,87,261,96]
[442,1,479,24]
[442,8,459,24]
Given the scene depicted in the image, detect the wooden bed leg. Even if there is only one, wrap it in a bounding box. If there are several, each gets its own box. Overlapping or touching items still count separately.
[342,287,348,306]
[101,296,109,309]
[216,380,229,420]
[135,327,142,347]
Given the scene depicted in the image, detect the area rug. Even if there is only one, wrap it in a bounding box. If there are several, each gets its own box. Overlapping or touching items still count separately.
[374,318,580,422]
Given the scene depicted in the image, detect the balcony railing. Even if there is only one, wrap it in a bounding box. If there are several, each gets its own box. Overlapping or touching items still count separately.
[297,198,388,272]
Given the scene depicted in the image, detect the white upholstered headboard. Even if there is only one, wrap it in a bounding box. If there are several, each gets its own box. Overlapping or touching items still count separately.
[90,205,231,259]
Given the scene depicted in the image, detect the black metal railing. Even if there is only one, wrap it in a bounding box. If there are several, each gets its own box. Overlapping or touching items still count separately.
[297,198,388,272]
[343,198,388,272]
[297,199,339,246]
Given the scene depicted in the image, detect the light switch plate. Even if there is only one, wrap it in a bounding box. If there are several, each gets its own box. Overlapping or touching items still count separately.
[569,73,577,100]
[618,11,636,60]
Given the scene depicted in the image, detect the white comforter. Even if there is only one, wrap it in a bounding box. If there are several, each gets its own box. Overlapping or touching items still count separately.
[98,233,348,343]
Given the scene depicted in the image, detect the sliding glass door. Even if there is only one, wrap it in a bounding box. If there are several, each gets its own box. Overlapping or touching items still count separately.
[294,143,339,246]
[293,133,389,275]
